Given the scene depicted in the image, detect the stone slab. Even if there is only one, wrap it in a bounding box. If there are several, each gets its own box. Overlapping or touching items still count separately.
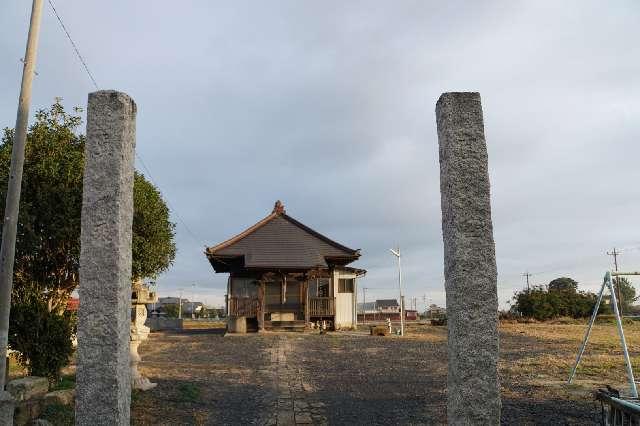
[43,389,75,406]
[6,376,48,402]
[436,92,501,425]
[75,90,136,425]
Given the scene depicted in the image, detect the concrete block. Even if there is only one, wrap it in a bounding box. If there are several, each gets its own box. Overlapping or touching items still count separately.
[76,91,136,425]
[227,316,247,333]
[144,317,183,332]
[436,92,501,425]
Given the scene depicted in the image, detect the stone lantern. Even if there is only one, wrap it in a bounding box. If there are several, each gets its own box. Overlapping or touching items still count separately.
[131,279,158,390]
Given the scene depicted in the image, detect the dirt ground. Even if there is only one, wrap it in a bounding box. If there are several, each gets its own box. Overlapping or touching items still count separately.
[130,321,639,425]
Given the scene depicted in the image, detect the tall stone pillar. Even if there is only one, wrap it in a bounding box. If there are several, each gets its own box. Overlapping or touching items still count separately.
[436,92,501,425]
[76,91,136,425]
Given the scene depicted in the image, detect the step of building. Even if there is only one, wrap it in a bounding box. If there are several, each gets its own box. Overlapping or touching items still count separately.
[264,320,306,331]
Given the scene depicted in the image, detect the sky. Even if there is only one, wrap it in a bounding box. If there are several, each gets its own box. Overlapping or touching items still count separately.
[1,1,639,311]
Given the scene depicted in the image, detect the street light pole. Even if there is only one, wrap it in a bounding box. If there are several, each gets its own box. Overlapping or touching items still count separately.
[191,283,196,319]
[389,247,404,336]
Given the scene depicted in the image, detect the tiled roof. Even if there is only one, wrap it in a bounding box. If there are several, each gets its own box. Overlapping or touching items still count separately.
[206,201,360,271]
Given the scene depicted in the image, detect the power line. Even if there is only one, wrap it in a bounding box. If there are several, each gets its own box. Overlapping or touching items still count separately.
[46,3,205,248]
[47,0,99,90]
[134,152,204,246]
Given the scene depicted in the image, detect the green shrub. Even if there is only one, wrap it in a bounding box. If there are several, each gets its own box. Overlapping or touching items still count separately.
[512,277,603,321]
[8,294,75,384]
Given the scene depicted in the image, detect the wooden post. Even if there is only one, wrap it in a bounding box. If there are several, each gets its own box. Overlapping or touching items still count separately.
[258,281,265,332]
[304,281,310,326]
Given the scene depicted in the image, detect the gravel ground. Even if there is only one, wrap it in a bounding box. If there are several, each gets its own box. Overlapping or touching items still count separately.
[130,325,601,425]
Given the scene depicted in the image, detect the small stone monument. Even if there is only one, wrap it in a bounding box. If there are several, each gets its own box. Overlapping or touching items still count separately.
[436,92,501,425]
[130,280,157,390]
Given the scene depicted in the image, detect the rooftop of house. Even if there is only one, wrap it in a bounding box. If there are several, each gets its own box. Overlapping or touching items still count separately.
[205,200,362,273]
[376,299,399,308]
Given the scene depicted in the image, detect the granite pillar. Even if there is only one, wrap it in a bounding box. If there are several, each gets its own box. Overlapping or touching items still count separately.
[75,91,136,425]
[436,92,501,425]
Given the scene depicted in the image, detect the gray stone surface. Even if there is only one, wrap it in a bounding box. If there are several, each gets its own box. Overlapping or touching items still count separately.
[43,389,75,406]
[436,92,501,425]
[75,90,136,425]
[0,390,15,425]
[6,377,48,402]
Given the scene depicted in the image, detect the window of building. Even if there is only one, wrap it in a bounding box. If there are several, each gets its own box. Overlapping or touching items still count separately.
[338,278,354,293]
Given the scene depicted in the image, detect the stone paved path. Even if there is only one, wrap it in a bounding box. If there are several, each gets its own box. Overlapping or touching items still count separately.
[131,327,599,425]
[268,336,328,425]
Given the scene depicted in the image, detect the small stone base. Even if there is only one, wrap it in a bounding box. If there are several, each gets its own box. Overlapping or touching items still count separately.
[228,316,247,333]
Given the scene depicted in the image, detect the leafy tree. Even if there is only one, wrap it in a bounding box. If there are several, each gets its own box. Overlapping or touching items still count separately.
[1,101,176,379]
[548,277,578,293]
[0,100,176,310]
[602,277,637,313]
[162,304,180,318]
[8,293,75,384]
[512,277,601,320]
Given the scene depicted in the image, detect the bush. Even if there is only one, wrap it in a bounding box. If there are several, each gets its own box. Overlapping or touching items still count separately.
[512,278,602,321]
[8,294,75,384]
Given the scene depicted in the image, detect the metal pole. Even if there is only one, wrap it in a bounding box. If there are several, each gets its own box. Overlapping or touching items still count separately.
[568,272,608,384]
[178,290,182,319]
[0,0,44,391]
[398,248,404,336]
[608,272,638,398]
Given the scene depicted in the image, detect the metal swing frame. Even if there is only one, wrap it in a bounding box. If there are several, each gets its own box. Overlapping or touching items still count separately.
[568,270,640,398]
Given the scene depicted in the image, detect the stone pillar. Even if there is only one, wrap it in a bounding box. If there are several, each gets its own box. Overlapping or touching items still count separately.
[0,390,14,425]
[76,91,136,425]
[436,92,501,425]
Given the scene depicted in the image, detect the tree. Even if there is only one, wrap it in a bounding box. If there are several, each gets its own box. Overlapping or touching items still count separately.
[1,101,177,380]
[8,294,75,384]
[548,277,578,293]
[512,277,601,320]
[603,277,637,313]
[162,304,180,318]
[0,100,177,310]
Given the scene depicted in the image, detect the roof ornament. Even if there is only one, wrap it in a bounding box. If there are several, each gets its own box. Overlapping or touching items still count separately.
[272,200,285,215]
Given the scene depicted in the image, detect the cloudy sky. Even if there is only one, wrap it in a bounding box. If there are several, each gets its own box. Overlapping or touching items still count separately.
[2,1,639,310]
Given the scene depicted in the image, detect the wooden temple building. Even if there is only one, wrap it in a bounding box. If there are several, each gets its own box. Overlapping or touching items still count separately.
[205,201,365,332]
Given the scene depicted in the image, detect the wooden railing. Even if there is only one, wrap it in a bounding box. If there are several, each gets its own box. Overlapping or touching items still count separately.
[309,297,335,317]
[229,297,259,317]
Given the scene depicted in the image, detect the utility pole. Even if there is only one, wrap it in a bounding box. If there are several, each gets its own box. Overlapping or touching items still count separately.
[522,271,532,291]
[389,247,404,336]
[362,287,367,324]
[0,0,44,391]
[178,289,183,319]
[607,248,624,315]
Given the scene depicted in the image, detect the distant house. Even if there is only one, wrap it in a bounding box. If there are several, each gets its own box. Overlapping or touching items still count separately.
[205,201,366,331]
[357,298,417,322]
[376,299,400,313]
[427,304,446,318]
[148,296,205,317]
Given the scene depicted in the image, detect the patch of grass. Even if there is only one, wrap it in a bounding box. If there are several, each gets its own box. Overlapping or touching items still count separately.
[178,383,201,402]
[41,403,74,426]
[52,373,76,391]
